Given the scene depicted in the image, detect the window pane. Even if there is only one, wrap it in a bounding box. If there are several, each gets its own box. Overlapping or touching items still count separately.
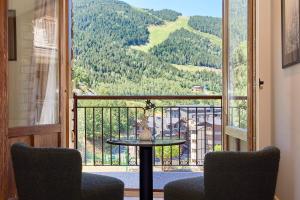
[228,0,248,129]
[8,0,60,127]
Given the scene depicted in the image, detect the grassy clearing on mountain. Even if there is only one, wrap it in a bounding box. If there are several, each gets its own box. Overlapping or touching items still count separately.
[131,16,222,52]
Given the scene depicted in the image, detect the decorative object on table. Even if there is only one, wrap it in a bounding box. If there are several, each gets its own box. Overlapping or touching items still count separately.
[139,100,156,141]
[282,0,300,68]
[8,10,17,61]
[139,115,153,141]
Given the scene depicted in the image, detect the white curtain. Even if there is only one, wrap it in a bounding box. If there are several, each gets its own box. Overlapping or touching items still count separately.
[28,0,59,125]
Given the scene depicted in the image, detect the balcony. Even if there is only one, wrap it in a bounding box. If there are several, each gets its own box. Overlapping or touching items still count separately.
[72,95,248,190]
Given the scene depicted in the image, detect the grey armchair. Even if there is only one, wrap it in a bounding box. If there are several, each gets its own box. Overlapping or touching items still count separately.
[11,143,124,200]
[164,146,280,200]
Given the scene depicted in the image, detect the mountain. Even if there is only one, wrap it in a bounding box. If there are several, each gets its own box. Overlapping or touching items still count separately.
[73,0,223,96]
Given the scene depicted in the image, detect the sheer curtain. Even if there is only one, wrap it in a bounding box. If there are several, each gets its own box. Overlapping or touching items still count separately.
[28,0,59,125]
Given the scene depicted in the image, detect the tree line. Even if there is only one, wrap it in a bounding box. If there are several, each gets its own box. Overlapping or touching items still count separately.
[145,9,182,21]
[188,16,222,38]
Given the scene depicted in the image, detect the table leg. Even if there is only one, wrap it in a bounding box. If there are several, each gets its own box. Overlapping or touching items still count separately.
[139,146,153,200]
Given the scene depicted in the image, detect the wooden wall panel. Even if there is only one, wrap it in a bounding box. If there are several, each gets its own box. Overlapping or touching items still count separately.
[0,0,8,199]
[9,137,32,146]
[8,125,61,138]
[33,133,60,148]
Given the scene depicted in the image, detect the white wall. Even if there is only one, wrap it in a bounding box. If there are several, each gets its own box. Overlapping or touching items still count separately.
[271,0,300,199]
[258,0,300,199]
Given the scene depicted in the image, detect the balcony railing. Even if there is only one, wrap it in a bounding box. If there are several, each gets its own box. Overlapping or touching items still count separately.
[73,95,225,167]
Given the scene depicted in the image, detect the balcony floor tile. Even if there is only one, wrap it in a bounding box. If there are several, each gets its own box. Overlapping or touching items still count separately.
[90,171,202,190]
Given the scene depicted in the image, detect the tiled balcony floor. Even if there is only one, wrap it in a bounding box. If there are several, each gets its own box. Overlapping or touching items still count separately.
[91,172,202,190]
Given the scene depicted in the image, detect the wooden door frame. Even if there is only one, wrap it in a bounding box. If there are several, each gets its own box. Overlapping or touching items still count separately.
[222,0,256,151]
[222,0,229,151]
[0,0,9,200]
[247,0,256,151]
[59,0,71,148]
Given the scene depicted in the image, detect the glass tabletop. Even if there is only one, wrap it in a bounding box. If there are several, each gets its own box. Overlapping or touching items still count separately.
[107,139,186,147]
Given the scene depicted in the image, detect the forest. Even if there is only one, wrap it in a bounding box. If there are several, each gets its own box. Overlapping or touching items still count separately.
[188,16,222,37]
[73,0,223,96]
[145,9,182,21]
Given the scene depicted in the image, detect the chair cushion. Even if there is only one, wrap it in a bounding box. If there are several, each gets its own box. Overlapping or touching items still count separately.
[81,173,124,200]
[164,176,206,200]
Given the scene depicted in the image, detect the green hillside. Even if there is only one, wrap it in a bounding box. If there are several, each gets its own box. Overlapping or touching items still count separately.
[73,0,223,96]
[131,16,189,52]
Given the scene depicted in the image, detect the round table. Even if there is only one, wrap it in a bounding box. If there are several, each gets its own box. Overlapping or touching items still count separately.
[107,139,186,200]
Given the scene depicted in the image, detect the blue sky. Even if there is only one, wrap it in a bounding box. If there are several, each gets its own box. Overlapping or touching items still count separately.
[121,0,222,17]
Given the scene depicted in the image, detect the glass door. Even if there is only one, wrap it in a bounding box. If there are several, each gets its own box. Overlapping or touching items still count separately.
[8,0,60,128]
[6,0,70,198]
[223,0,255,151]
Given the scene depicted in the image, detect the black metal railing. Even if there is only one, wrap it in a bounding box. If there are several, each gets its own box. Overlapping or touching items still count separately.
[73,95,226,166]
